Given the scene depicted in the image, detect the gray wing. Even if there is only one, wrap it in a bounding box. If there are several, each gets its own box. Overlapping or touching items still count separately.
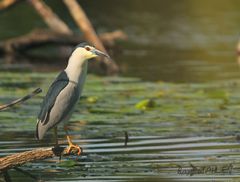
[36,71,71,139]
[37,71,69,125]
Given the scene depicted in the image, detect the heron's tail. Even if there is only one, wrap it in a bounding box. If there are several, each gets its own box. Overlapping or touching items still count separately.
[36,120,40,140]
[36,120,46,140]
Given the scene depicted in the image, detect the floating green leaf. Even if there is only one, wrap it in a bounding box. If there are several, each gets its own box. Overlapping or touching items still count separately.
[135,99,157,110]
[58,160,77,167]
[87,96,99,103]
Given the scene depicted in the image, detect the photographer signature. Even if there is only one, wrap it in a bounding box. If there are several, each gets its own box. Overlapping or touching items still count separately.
[177,163,233,176]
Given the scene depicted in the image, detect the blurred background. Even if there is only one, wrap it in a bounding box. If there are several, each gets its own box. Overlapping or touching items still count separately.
[1,0,240,82]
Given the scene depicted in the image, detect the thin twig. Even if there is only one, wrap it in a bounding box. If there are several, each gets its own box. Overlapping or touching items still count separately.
[124,131,129,147]
[0,88,42,111]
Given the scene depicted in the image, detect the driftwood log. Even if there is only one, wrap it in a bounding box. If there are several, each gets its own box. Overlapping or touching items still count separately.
[0,88,67,174]
[0,29,127,54]
[0,147,78,172]
[0,29,126,74]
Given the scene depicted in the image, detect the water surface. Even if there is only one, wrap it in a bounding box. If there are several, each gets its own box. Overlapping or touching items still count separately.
[0,72,240,181]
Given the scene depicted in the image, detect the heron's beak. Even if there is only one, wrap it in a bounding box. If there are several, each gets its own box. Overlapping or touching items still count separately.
[93,49,111,59]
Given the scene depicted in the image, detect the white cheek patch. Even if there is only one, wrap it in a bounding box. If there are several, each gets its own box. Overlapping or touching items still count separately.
[77,47,87,54]
[74,48,88,57]
[72,46,96,60]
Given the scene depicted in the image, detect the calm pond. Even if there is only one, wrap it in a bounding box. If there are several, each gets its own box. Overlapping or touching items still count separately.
[1,0,240,182]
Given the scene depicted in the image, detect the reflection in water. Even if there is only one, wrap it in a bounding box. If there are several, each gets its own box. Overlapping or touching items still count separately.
[237,41,240,66]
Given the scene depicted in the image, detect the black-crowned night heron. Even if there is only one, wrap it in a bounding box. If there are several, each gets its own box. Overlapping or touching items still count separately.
[36,43,110,155]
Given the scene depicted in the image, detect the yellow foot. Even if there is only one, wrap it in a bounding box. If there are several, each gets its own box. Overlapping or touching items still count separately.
[66,135,82,155]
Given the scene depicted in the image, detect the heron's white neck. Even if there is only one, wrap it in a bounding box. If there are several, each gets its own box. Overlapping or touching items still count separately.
[64,53,88,83]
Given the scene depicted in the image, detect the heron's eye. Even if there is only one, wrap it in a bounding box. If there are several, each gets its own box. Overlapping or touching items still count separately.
[85,46,91,51]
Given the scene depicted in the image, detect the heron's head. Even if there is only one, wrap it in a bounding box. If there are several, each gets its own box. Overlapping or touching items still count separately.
[71,43,110,61]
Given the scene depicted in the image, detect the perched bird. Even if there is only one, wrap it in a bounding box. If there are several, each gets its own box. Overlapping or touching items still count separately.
[36,43,110,155]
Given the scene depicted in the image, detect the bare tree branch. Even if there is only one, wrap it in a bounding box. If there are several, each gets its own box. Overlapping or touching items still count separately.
[0,0,19,11]
[63,0,119,74]
[63,0,105,52]
[28,0,72,35]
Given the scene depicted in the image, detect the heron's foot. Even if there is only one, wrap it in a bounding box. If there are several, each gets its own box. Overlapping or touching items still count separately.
[52,145,65,157]
[66,135,82,155]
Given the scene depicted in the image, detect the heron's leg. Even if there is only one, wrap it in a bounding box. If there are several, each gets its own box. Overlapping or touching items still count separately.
[64,125,82,155]
[52,126,65,158]
[54,126,58,146]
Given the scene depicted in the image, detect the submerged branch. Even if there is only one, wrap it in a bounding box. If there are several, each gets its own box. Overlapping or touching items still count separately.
[0,88,42,111]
